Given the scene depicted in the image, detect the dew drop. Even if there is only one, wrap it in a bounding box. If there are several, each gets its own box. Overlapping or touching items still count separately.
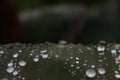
[13,53,19,58]
[0,50,4,54]
[75,57,79,60]
[97,46,105,52]
[19,60,26,66]
[41,54,48,59]
[86,68,96,78]
[18,50,22,53]
[6,66,14,73]
[98,68,106,75]
[70,64,74,67]
[76,61,79,64]
[12,70,19,76]
[111,49,117,54]
[115,73,120,78]
[76,66,80,69]
[7,62,13,67]
[33,57,39,62]
[40,50,47,54]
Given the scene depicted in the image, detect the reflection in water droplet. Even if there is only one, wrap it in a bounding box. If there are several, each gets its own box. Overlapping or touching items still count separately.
[115,73,120,78]
[86,68,96,78]
[19,60,26,66]
[33,57,39,62]
[98,68,106,75]
[6,66,14,73]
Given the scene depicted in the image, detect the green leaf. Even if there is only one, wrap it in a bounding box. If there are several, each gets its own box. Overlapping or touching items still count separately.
[0,41,120,80]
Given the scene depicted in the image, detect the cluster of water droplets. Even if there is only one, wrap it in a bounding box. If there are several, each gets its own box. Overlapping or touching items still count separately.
[0,41,120,80]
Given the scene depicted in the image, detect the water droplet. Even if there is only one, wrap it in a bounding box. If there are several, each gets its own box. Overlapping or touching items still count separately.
[55,55,59,58]
[70,56,73,59]
[70,64,74,67]
[33,57,39,62]
[115,73,120,78]
[19,60,26,66]
[6,66,14,73]
[76,66,80,69]
[86,68,96,78]
[76,61,79,64]
[41,54,48,59]
[13,53,19,58]
[111,49,117,54]
[7,62,13,67]
[91,65,95,68]
[97,46,105,52]
[0,50,4,54]
[18,50,22,53]
[12,70,19,76]
[40,50,47,54]
[75,57,79,60]
[98,68,106,75]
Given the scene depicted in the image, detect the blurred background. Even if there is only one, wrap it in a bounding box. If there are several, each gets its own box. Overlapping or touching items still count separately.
[0,0,120,44]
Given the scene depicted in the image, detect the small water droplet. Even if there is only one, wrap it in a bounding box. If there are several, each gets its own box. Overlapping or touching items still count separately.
[7,62,13,67]
[91,65,95,68]
[33,57,39,62]
[18,50,22,53]
[86,68,96,78]
[70,64,74,67]
[111,49,117,54]
[76,66,80,69]
[115,73,120,78]
[40,50,47,54]
[12,70,19,76]
[6,66,14,73]
[75,57,79,60]
[97,46,105,52]
[98,68,106,75]
[0,50,4,54]
[19,60,26,66]
[76,61,79,64]
[13,53,19,58]
[41,54,48,59]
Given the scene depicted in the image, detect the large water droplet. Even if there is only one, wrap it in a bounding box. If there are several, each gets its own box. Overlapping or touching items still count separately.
[6,66,14,73]
[86,68,96,78]
[98,68,106,75]
[19,60,26,66]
